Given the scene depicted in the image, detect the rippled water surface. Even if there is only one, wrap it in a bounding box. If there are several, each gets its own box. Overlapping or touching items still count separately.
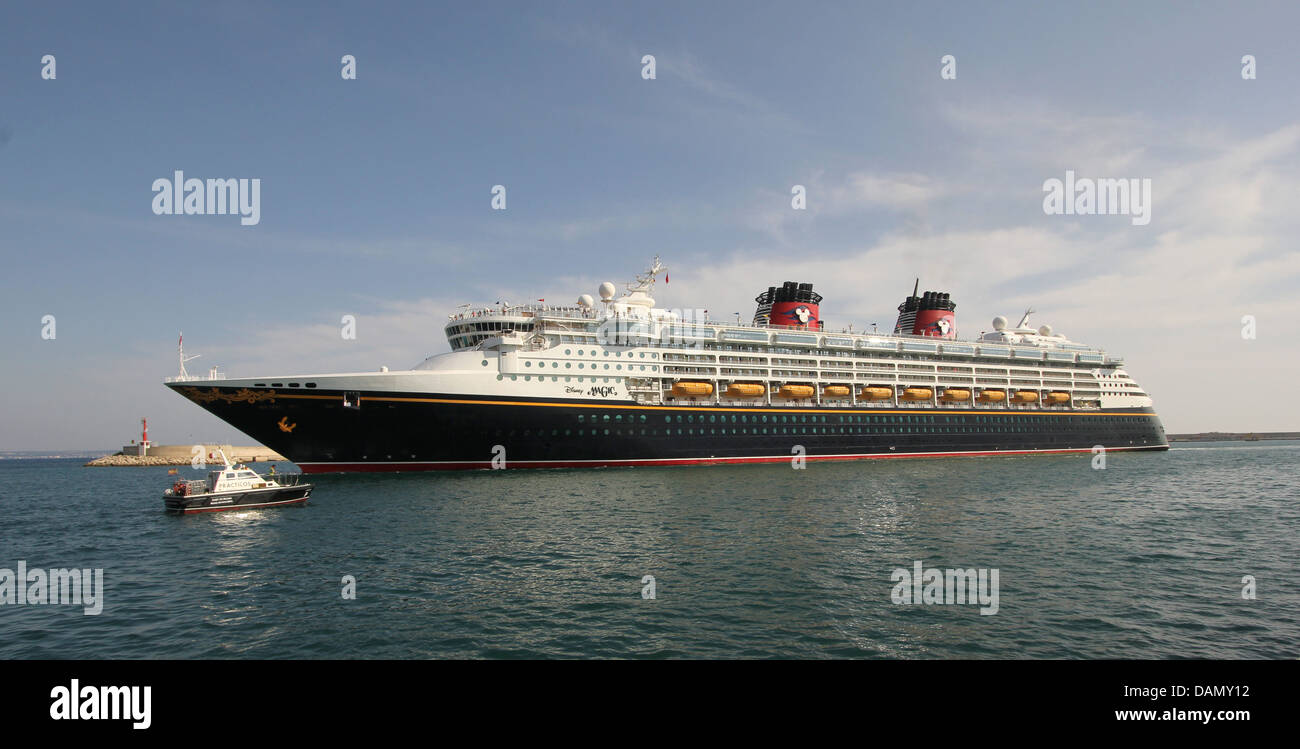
[1,442,1296,658]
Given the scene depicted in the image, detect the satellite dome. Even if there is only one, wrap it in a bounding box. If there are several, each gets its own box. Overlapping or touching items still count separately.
[1038,324,1053,337]
[577,294,594,308]
[598,282,617,301]
[992,316,1008,331]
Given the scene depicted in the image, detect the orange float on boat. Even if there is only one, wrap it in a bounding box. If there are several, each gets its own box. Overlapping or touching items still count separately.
[724,383,765,398]
[671,381,714,397]
[777,384,815,399]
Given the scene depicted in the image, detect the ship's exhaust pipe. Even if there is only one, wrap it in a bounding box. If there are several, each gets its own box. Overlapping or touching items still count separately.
[754,281,823,329]
[893,280,956,338]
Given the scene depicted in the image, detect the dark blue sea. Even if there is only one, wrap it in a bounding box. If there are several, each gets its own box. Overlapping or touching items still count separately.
[1,442,1296,659]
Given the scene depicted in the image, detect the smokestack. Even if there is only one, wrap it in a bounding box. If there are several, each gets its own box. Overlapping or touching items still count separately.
[753,282,823,327]
[893,282,957,338]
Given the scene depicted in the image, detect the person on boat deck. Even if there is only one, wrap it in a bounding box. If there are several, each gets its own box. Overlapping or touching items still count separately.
[269,464,276,475]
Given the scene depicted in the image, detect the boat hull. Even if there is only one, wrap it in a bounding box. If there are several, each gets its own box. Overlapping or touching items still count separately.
[164,484,313,513]
[167,384,1169,473]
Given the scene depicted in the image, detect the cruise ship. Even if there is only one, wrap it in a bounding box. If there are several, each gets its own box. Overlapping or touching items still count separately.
[166,258,1168,472]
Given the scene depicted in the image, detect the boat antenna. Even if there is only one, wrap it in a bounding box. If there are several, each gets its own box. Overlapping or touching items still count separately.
[177,332,201,381]
[1016,307,1036,329]
[627,255,667,295]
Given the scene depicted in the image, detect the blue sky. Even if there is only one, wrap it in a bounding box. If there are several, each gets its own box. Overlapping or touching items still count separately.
[2,1,1298,448]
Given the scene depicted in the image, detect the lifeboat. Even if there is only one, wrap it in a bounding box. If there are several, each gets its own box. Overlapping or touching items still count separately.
[1011,390,1039,403]
[822,385,852,398]
[1047,391,1071,404]
[859,386,893,401]
[777,384,815,399]
[671,381,714,397]
[901,387,933,401]
[976,390,1006,403]
[725,383,765,398]
[940,389,971,402]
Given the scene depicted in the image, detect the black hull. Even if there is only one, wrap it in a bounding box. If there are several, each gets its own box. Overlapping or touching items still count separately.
[164,485,312,513]
[168,385,1169,473]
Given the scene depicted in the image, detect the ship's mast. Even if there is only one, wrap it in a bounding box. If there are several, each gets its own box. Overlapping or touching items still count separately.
[177,332,201,381]
[627,255,667,296]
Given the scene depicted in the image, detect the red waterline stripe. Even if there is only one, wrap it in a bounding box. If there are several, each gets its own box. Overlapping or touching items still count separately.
[298,445,1168,473]
[172,498,309,513]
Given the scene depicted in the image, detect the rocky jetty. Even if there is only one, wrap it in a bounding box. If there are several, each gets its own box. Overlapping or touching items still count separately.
[85,445,287,467]
[86,454,201,467]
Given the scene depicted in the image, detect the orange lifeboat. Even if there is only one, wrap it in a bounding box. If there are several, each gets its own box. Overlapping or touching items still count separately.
[777,384,815,399]
[859,386,893,401]
[1047,391,1071,404]
[822,385,852,398]
[901,387,933,401]
[725,383,765,398]
[940,389,971,402]
[977,390,1006,403]
[1011,390,1039,403]
[671,381,714,397]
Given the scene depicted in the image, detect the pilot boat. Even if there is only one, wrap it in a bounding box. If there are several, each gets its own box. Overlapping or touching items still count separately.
[163,452,312,513]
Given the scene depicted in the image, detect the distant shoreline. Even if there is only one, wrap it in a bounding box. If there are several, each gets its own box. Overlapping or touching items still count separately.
[1167,432,1299,442]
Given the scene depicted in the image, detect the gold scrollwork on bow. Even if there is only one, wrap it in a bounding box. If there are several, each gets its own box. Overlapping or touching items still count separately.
[180,387,277,405]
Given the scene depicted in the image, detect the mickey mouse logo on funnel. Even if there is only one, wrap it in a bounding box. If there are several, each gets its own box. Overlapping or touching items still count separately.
[754,281,822,329]
[892,282,957,339]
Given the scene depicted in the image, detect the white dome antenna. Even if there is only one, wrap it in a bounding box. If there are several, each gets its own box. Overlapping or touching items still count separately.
[577,294,594,308]
[992,316,1007,331]
[1038,324,1053,337]
[598,282,617,301]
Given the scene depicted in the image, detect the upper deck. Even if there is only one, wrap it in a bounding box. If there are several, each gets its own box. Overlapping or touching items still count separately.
[444,302,1123,368]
